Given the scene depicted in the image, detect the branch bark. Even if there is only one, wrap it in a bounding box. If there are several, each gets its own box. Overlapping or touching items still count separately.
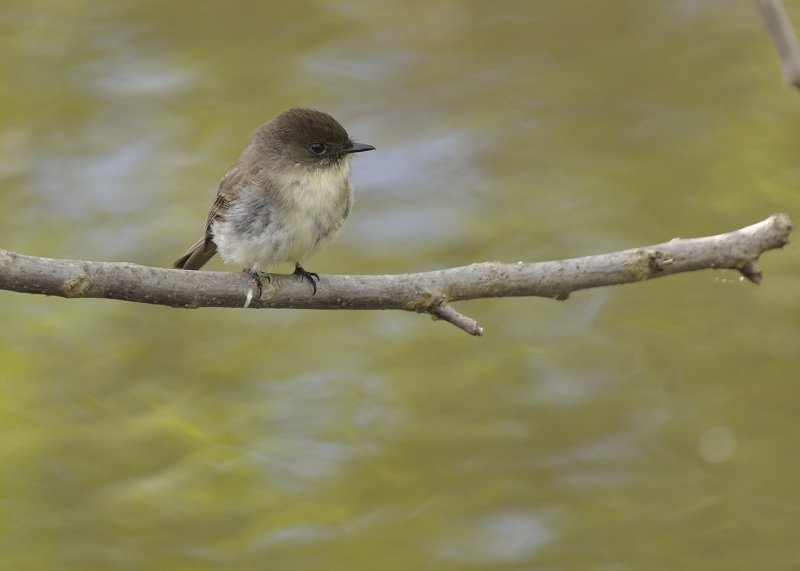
[0,214,793,336]
[758,0,800,88]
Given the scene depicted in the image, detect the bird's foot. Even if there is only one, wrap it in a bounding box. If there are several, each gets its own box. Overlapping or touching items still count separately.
[245,268,269,298]
[294,264,320,295]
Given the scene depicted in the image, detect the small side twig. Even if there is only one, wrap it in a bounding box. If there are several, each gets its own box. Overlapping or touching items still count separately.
[429,301,484,336]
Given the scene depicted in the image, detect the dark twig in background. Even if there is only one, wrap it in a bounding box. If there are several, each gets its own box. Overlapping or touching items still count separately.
[758,0,800,88]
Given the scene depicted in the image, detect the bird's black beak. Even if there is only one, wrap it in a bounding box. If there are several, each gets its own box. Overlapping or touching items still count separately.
[344,142,375,154]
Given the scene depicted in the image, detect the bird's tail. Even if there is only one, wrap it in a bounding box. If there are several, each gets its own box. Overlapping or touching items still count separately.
[173,237,217,270]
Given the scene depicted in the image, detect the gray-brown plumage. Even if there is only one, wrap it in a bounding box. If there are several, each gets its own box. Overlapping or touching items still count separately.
[174,108,374,293]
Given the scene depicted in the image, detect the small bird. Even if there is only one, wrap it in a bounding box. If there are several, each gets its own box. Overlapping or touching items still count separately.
[174,108,374,295]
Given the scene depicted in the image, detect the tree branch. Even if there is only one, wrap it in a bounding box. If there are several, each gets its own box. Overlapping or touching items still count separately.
[0,213,792,336]
[758,0,800,88]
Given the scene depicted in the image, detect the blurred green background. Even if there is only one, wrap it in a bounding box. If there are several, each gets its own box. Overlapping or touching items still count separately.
[1,1,799,569]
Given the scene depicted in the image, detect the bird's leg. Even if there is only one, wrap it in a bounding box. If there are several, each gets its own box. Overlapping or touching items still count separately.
[244,268,267,298]
[293,263,320,295]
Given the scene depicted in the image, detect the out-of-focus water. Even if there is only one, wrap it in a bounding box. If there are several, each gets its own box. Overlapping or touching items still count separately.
[1,1,799,569]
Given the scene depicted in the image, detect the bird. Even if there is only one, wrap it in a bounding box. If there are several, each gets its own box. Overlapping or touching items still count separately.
[173,108,374,295]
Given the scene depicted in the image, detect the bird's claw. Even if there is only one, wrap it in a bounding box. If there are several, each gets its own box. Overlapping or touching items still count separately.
[294,264,320,295]
[245,268,269,298]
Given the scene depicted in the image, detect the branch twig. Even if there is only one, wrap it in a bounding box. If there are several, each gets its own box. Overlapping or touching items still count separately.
[758,0,800,88]
[0,214,792,336]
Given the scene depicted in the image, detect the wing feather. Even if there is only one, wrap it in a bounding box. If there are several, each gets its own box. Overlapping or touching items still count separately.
[173,161,262,270]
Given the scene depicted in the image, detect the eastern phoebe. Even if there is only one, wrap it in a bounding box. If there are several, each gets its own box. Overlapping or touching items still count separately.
[174,108,374,295]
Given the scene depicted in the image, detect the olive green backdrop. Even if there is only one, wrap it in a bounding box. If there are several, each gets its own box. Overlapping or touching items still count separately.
[1,1,799,569]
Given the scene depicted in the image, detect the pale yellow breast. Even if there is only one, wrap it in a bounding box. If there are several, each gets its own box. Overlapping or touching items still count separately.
[274,159,353,263]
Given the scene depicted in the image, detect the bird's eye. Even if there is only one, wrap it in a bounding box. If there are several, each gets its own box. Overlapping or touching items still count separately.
[309,142,326,155]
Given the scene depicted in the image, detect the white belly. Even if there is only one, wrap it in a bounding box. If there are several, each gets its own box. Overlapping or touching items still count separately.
[212,162,353,272]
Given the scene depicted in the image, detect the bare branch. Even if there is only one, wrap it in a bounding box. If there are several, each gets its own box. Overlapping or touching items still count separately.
[0,213,792,335]
[758,0,800,88]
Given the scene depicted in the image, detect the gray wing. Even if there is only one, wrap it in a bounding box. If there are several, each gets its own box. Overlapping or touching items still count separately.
[173,161,261,270]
